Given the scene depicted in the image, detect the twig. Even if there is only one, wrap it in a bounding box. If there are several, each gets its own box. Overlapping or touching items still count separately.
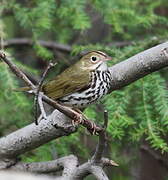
[34,61,57,125]
[0,52,35,89]
[0,52,103,134]
[92,110,108,163]
[4,38,72,53]
[103,110,108,129]
[3,38,133,53]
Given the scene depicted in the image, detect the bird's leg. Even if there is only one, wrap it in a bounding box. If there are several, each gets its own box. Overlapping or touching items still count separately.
[38,92,47,119]
[35,92,47,125]
[72,108,97,134]
[65,107,83,126]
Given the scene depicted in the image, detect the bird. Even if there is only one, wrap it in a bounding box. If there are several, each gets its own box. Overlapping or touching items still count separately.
[42,51,112,108]
[17,51,112,126]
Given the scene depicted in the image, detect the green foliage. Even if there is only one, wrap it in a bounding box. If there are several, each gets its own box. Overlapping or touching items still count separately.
[0,62,32,133]
[92,0,168,39]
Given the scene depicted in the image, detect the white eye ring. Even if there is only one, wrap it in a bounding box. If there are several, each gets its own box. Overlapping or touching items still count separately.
[90,56,99,62]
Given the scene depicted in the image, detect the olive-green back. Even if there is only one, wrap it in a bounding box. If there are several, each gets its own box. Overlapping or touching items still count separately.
[42,63,90,100]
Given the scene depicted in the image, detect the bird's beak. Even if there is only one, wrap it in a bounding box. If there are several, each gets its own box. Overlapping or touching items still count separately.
[104,56,112,61]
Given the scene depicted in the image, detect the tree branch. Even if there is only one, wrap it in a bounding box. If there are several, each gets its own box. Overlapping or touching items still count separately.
[109,42,168,91]
[11,155,78,174]
[90,166,109,180]
[4,38,72,53]
[34,61,57,125]
[3,38,134,53]
[92,110,108,163]
[0,110,76,163]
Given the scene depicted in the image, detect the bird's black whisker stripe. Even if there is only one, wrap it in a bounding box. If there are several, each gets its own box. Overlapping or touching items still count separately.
[95,63,101,70]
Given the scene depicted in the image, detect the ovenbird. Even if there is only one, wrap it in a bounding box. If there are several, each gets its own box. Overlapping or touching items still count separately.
[42,51,112,108]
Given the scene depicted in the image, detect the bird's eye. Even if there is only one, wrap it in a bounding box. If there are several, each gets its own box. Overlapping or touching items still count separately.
[91,56,98,62]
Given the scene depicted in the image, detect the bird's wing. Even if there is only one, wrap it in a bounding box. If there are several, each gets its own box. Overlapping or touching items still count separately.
[42,66,91,100]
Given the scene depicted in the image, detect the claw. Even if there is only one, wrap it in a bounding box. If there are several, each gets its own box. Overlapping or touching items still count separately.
[87,121,98,135]
[72,112,83,126]
[91,122,96,135]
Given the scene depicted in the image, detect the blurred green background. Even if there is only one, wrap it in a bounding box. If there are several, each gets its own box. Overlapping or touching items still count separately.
[0,0,168,179]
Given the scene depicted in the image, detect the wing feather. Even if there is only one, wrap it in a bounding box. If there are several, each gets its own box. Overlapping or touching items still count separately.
[42,66,90,100]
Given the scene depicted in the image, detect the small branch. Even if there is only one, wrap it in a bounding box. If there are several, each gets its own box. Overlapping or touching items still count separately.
[92,110,108,163]
[103,110,108,129]
[0,52,35,89]
[71,158,118,179]
[101,158,119,167]
[37,61,57,93]
[34,61,57,125]
[3,38,134,53]
[4,38,72,53]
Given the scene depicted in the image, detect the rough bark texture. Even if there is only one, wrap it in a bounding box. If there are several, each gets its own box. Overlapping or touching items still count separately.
[0,110,76,160]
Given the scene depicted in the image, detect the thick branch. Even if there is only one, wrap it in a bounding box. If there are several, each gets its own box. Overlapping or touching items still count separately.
[0,110,76,161]
[109,42,168,91]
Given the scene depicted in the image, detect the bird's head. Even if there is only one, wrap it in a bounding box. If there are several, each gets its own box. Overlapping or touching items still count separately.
[79,51,112,71]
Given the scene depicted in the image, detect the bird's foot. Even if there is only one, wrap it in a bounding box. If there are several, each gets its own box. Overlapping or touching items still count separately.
[72,108,98,134]
[86,120,99,135]
[90,121,97,135]
[72,111,84,126]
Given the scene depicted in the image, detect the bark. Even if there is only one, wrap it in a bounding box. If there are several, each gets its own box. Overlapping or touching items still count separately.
[0,110,76,161]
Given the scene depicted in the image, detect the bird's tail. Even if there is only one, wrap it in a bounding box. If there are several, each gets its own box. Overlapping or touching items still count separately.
[13,86,31,92]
